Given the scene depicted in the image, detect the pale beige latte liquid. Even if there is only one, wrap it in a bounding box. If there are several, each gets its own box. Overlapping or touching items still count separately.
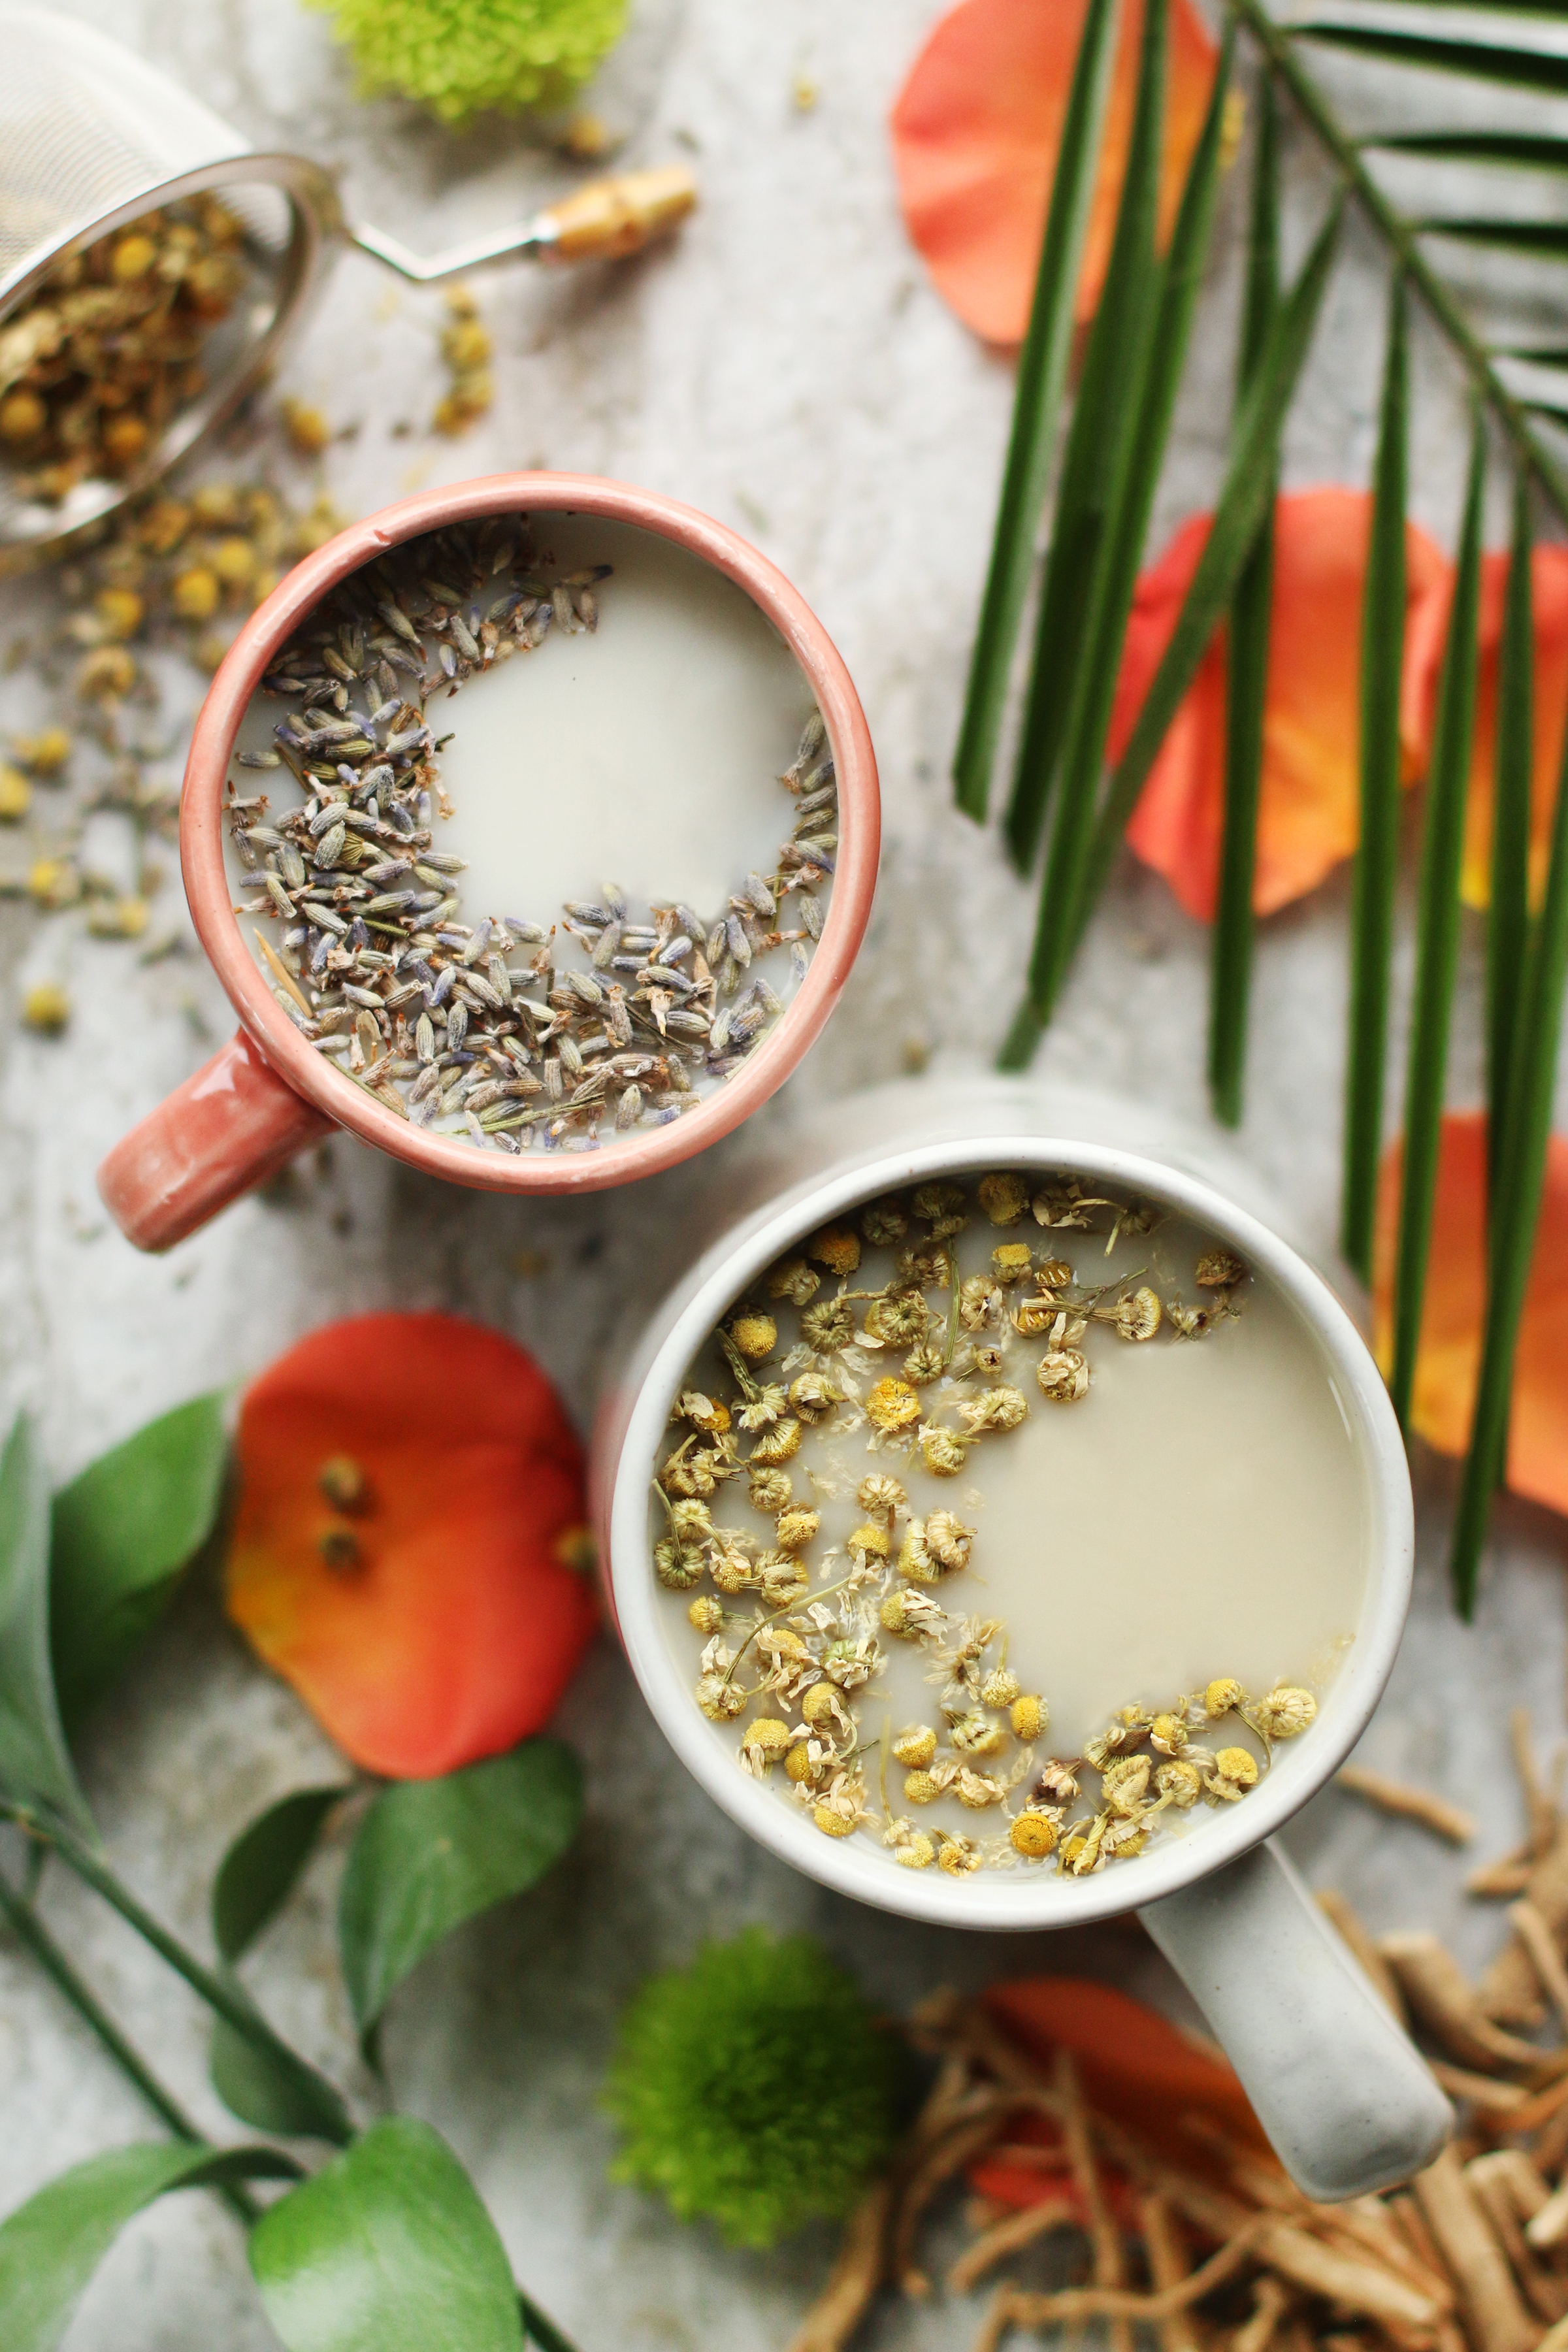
[655,1192,1372,1872]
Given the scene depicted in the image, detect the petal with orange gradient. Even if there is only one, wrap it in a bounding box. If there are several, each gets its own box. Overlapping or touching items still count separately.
[1119,489,1450,921]
[1401,546,1568,911]
[890,0,1218,346]
[1372,1111,1568,1518]
[969,1977,1272,2213]
[227,1313,596,1778]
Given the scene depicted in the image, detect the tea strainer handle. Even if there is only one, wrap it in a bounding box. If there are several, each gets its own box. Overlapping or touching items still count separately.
[347,164,698,283]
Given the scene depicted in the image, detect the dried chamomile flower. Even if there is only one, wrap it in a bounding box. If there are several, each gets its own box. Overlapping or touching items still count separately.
[936,1833,980,1876]
[737,1384,789,1432]
[1213,1746,1258,1788]
[1107,1286,1163,1343]
[655,1538,704,1590]
[881,1588,946,1640]
[949,1709,1007,1758]
[862,1198,908,1246]
[857,1474,906,1518]
[668,1499,714,1541]
[1035,1758,1079,1804]
[897,1523,939,1584]
[774,1506,820,1552]
[960,1386,1028,1434]
[730,1312,778,1364]
[893,1831,935,1869]
[892,1724,938,1769]
[923,1511,973,1573]
[749,1467,793,1512]
[1037,1348,1089,1404]
[801,1682,845,1729]
[866,1377,921,1432]
[1084,1719,1146,1770]
[785,1742,819,1784]
[977,1173,1030,1227]
[1102,1755,1152,1816]
[766,1256,821,1305]
[992,1243,1033,1285]
[688,1594,725,1634]
[822,1636,880,1691]
[1251,1686,1316,1740]
[742,1718,792,1767]
[902,1341,945,1385]
[1009,1693,1045,1742]
[904,1770,939,1806]
[759,1554,809,1607]
[749,1418,802,1465]
[1010,1810,1060,1857]
[960,1275,1003,1331]
[981,1667,1021,1708]
[1196,1248,1247,1288]
[1011,1295,1059,1339]
[1149,1712,1188,1756]
[788,1372,840,1423]
[957,1767,1006,1808]
[697,1673,745,1722]
[711,1542,759,1595]
[865,1290,927,1346]
[1032,1181,1102,1230]
[801,1299,855,1352]
[676,1390,730,1435]
[913,1181,966,1224]
[918,1425,970,1478]
[813,1799,859,1838]
[1167,1296,1234,1340]
[1203,1678,1245,1722]
[806,1223,861,1275]
[759,1624,811,1668]
[1035,1259,1074,1292]
[845,1521,891,1563]
[1156,1758,1203,1809]
[665,1448,727,1497]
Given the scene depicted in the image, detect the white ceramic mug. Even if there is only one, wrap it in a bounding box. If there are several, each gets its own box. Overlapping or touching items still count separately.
[592,1078,1452,2201]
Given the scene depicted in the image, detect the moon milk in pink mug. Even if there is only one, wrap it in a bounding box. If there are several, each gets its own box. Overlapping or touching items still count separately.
[98,474,879,1250]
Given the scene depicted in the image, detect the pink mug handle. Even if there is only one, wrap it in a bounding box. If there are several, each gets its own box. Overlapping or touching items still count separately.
[98,1030,335,1252]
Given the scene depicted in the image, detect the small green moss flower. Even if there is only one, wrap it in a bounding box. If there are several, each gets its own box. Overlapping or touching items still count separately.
[308,0,629,123]
[603,1928,900,2246]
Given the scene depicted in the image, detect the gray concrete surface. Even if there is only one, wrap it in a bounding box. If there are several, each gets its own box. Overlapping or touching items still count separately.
[2,2,1567,2346]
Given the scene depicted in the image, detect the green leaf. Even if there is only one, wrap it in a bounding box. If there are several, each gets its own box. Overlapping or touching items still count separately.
[1298,24,1568,95]
[0,2140,300,2352]
[953,0,1119,822]
[1488,474,1535,1219]
[214,1786,347,1965]
[1059,193,1344,992]
[1341,271,1411,1286]
[1209,73,1279,1130]
[1003,0,1171,875]
[1368,131,1568,169]
[1419,218,1568,257]
[0,1419,91,1835]
[519,2293,580,2352]
[50,1394,229,1725]
[1450,619,1568,1614]
[338,1740,581,2055]
[250,2116,524,2352]
[1025,24,1236,1023]
[1389,410,1487,1435]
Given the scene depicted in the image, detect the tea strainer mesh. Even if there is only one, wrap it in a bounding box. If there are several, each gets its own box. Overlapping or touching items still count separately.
[0,7,695,568]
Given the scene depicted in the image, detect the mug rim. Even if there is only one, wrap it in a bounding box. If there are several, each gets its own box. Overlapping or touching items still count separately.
[606,1132,1414,1929]
[180,471,879,1196]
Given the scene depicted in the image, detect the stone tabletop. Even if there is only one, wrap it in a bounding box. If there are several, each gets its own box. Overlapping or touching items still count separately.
[1,3,1564,2347]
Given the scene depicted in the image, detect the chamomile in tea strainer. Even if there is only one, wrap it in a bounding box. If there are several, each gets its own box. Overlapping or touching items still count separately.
[0,6,696,570]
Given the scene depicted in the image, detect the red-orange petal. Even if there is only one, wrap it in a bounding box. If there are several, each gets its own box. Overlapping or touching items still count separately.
[890,0,1218,346]
[1371,1112,1568,1519]
[227,1313,596,1778]
[1402,546,1568,911]
[968,1978,1271,2214]
[1119,489,1450,919]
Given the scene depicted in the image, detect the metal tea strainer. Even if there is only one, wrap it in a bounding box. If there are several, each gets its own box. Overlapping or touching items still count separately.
[0,5,696,570]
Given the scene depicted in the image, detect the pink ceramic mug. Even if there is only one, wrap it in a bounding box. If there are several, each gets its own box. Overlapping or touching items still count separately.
[97,474,880,1250]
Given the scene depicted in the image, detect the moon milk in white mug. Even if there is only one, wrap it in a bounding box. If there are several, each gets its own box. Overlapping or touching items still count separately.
[652,1166,1371,1883]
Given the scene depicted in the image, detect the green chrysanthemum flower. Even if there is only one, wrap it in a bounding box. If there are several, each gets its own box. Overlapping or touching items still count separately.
[309,0,628,124]
[603,1929,902,2247]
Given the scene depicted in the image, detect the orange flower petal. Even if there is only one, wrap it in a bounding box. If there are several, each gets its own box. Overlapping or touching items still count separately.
[1120,489,1450,919]
[1402,546,1568,911]
[890,0,1218,346]
[1372,1112,1568,1519]
[227,1313,595,1777]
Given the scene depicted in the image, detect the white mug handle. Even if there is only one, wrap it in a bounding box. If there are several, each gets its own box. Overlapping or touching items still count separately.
[1139,1838,1452,2201]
